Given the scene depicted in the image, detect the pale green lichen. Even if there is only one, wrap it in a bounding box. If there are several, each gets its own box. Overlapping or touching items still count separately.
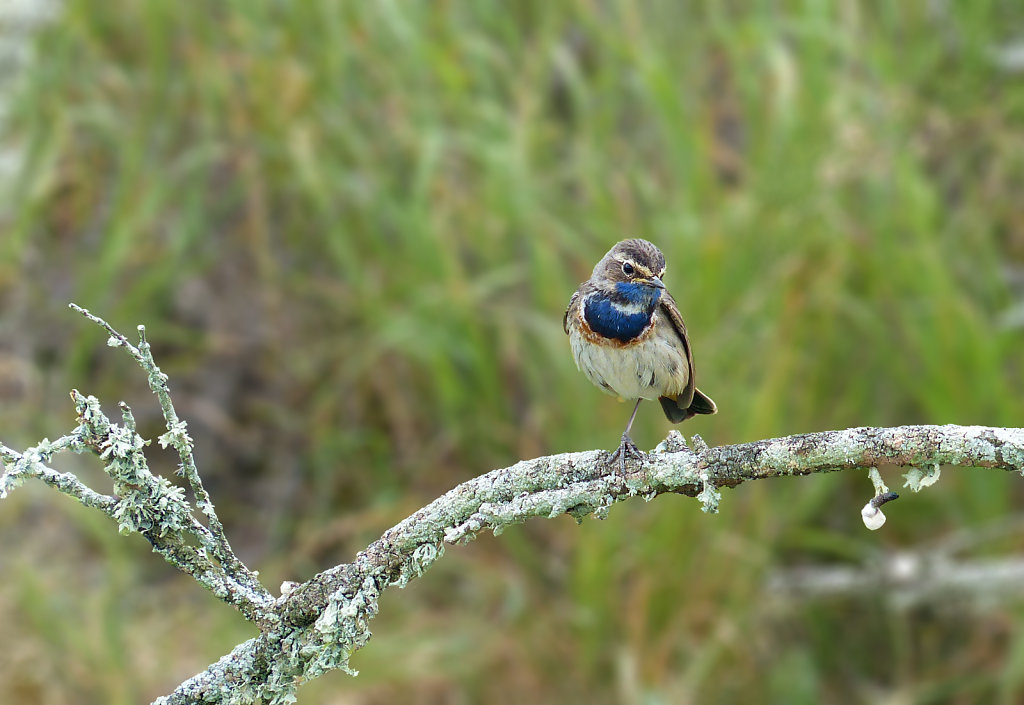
[303,574,380,678]
[158,419,194,454]
[697,480,721,514]
[0,469,21,498]
[591,493,615,520]
[903,463,941,492]
[72,391,110,443]
[761,440,802,474]
[0,458,25,498]
[2,439,57,498]
[392,542,444,586]
[993,428,1024,475]
[100,423,147,460]
[868,467,889,495]
[653,430,689,454]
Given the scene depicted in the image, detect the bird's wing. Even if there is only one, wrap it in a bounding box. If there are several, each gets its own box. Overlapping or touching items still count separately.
[563,289,581,335]
[658,291,696,408]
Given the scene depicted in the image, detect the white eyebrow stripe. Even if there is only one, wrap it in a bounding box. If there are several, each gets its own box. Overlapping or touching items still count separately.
[617,258,655,278]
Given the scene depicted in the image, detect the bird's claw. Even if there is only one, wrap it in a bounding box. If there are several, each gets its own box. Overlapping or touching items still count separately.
[608,432,643,476]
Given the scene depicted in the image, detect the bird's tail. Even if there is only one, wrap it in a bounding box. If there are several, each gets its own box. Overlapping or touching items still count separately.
[658,388,717,423]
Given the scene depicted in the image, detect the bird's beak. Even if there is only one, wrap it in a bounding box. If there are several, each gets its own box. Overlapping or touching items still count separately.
[648,276,666,290]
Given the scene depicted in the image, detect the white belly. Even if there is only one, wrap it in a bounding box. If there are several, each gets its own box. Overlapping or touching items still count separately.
[569,314,690,400]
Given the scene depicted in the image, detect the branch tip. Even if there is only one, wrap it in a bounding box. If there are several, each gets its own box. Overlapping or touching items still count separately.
[870,491,900,509]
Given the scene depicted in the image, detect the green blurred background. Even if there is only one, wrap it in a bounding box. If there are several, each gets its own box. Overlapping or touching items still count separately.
[2,1,1024,703]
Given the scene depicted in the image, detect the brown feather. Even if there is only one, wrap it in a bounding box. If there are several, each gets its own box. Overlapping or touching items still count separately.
[562,290,578,335]
[657,291,696,409]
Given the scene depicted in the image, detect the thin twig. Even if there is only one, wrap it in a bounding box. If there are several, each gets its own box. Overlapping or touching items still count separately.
[69,304,262,596]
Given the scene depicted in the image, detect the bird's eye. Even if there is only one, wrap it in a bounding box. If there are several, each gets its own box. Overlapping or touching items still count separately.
[622,262,635,276]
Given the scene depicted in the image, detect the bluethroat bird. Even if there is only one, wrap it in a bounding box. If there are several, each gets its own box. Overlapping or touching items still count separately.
[564,239,716,471]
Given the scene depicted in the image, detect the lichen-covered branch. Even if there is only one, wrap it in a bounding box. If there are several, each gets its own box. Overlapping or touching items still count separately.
[158,424,1024,705]
[0,435,116,511]
[69,304,256,595]
[1,307,274,622]
[2,308,1023,705]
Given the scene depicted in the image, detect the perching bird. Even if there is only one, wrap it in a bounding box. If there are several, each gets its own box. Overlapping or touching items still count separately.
[563,238,716,470]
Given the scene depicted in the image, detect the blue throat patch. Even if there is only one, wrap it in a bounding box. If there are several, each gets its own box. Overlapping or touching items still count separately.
[583,283,661,342]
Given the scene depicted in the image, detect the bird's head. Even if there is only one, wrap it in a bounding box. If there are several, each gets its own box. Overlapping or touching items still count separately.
[592,238,667,291]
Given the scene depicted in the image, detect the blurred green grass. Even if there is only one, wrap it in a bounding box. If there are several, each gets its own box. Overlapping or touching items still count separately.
[2,0,1024,703]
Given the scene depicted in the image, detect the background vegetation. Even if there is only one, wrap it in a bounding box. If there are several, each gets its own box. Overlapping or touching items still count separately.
[2,1,1024,702]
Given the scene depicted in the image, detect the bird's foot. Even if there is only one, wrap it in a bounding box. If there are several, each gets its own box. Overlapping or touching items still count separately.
[608,432,643,476]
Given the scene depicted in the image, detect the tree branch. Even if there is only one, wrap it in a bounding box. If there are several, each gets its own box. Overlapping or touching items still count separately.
[2,308,1023,704]
[68,304,256,592]
[159,424,1024,704]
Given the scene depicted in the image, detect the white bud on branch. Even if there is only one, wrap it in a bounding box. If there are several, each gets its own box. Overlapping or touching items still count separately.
[861,491,900,531]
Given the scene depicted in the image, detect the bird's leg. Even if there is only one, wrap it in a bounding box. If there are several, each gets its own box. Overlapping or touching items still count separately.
[608,399,644,474]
